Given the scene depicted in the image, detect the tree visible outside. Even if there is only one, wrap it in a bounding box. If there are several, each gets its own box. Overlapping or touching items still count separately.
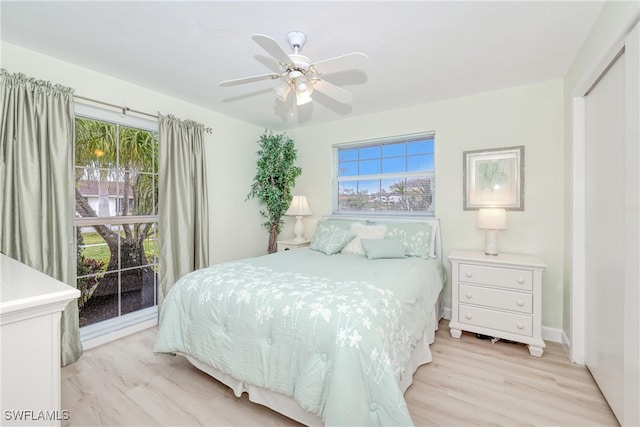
[74,117,159,327]
[338,177,433,212]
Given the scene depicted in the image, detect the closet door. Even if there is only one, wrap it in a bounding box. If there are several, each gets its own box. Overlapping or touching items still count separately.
[584,49,626,423]
[584,21,639,426]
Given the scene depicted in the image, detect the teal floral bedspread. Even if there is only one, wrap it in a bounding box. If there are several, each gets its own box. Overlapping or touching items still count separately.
[154,249,444,426]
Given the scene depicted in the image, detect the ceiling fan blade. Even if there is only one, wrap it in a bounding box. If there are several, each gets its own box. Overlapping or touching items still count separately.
[252,34,294,67]
[218,73,281,87]
[311,52,369,75]
[313,79,354,104]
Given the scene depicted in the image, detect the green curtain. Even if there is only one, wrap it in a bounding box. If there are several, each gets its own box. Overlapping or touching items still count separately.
[158,113,210,308]
[0,69,82,366]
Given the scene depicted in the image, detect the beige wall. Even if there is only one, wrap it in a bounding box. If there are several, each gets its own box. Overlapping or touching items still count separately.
[562,2,639,346]
[1,41,269,264]
[289,80,565,329]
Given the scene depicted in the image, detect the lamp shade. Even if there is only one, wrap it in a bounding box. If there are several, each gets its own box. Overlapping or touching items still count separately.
[295,77,314,106]
[286,195,312,216]
[275,82,292,103]
[477,208,507,230]
[295,91,313,106]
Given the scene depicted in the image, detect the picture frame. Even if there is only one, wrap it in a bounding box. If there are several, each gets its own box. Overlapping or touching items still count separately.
[463,146,524,210]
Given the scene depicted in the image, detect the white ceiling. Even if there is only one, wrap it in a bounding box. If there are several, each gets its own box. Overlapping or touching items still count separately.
[1,1,604,131]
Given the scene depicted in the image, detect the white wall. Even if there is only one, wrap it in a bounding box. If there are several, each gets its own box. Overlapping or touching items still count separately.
[1,41,270,264]
[289,80,565,329]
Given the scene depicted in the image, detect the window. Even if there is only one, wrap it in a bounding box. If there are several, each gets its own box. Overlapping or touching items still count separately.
[73,104,159,339]
[334,132,435,215]
[115,197,135,215]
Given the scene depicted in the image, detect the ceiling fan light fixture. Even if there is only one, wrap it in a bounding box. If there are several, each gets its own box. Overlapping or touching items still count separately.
[295,77,313,105]
[275,81,292,102]
[296,92,312,106]
[220,32,367,113]
[295,77,313,93]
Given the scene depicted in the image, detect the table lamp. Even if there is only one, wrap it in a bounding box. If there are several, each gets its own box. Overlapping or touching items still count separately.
[285,195,312,242]
[477,208,507,255]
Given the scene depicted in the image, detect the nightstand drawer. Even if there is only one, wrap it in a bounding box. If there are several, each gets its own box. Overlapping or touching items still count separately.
[459,284,532,314]
[458,304,533,336]
[277,240,310,252]
[459,263,533,291]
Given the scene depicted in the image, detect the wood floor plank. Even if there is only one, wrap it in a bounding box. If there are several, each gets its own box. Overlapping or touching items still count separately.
[61,320,618,426]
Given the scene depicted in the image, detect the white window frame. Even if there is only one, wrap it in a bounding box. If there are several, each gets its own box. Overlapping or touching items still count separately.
[73,102,159,344]
[332,131,436,216]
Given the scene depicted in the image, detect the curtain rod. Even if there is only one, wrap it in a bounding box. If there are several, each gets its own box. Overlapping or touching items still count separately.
[74,94,213,134]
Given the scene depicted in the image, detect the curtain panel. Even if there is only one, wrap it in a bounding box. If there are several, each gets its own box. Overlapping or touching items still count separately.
[0,69,82,366]
[158,113,210,308]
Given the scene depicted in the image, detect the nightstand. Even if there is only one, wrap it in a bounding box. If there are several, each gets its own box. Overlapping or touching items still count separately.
[277,239,310,252]
[448,250,547,357]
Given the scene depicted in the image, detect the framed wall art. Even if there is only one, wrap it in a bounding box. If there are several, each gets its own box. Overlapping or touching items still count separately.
[463,146,524,210]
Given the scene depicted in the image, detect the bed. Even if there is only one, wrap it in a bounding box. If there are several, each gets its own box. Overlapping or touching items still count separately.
[153,217,445,426]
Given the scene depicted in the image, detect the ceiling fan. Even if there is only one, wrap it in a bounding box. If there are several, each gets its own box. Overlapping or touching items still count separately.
[219,31,368,107]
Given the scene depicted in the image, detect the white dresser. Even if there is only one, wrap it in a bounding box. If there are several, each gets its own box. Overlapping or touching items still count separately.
[1,254,80,426]
[448,250,547,357]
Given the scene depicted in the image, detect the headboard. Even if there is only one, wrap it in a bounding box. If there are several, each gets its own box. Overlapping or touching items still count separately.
[322,216,442,262]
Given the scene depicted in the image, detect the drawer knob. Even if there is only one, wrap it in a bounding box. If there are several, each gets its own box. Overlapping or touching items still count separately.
[517,277,525,284]
[465,292,473,299]
[516,300,524,307]
[465,313,472,320]
[465,271,472,278]
[517,322,524,330]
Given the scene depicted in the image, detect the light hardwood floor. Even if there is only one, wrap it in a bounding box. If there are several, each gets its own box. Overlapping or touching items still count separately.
[61,320,618,426]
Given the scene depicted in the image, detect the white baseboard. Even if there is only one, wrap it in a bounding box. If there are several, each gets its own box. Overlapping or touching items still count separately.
[541,326,562,343]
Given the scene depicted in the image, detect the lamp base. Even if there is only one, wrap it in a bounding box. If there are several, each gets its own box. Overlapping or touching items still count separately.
[484,229,499,256]
[292,216,305,243]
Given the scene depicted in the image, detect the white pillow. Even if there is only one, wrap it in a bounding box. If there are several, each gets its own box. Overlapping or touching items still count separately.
[341,223,387,255]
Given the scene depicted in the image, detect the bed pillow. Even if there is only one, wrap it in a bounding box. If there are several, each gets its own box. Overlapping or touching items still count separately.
[384,222,434,258]
[360,238,407,260]
[340,223,387,255]
[310,221,356,255]
[320,218,354,231]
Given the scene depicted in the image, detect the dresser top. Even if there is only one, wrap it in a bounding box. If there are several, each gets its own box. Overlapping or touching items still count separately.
[1,254,80,315]
[448,250,547,269]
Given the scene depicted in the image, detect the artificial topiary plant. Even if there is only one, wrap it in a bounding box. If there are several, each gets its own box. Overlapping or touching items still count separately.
[247,130,302,254]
